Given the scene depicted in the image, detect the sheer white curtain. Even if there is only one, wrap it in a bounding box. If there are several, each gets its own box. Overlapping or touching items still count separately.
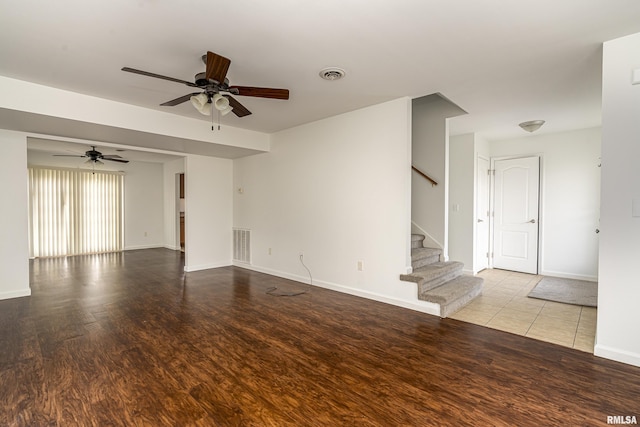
[29,167,124,257]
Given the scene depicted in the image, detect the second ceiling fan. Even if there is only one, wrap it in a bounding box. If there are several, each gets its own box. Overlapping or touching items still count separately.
[122,51,289,118]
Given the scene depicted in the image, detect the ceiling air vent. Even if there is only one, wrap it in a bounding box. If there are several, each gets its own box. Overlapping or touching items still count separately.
[319,67,346,81]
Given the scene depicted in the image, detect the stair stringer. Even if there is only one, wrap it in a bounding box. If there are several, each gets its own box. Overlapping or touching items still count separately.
[394,278,442,316]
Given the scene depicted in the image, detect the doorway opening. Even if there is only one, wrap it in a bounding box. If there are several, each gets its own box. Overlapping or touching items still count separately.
[462,154,596,353]
[178,173,185,252]
[491,155,540,274]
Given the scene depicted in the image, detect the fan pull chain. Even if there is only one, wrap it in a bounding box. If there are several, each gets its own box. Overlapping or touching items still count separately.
[211,108,221,131]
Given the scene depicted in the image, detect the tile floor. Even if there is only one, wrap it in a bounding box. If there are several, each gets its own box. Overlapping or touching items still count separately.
[450,269,596,353]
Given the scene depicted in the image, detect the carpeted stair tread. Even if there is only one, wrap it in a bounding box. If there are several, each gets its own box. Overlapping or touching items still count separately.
[411,247,442,261]
[400,261,463,292]
[402,233,483,317]
[411,247,442,269]
[400,261,461,281]
[411,234,426,249]
[418,275,484,317]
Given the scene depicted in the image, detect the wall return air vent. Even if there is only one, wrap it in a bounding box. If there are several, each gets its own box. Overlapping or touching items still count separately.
[233,228,251,264]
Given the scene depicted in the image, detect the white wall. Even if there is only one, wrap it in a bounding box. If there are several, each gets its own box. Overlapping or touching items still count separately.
[489,127,601,280]
[233,98,439,314]
[412,94,466,256]
[163,158,185,250]
[122,161,164,250]
[448,133,475,271]
[184,155,233,272]
[596,32,640,367]
[0,131,30,300]
[27,150,166,251]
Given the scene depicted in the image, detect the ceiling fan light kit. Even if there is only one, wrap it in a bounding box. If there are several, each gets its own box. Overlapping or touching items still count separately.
[212,93,233,116]
[122,50,289,129]
[189,92,233,117]
[190,93,211,115]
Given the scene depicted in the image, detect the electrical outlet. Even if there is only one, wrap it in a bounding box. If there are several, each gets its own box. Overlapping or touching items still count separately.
[268,248,272,255]
[144,231,148,237]
[299,251,304,259]
[357,260,364,271]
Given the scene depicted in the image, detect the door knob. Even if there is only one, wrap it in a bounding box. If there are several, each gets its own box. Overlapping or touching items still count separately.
[528,219,536,224]
[478,219,484,223]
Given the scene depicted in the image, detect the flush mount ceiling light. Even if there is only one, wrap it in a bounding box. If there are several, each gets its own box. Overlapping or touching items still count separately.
[519,120,545,133]
[319,67,346,81]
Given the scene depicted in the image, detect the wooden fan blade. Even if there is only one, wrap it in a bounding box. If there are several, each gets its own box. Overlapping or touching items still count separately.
[101,155,123,159]
[160,93,201,106]
[122,67,198,88]
[205,51,231,84]
[229,86,289,100]
[53,155,86,158]
[224,95,252,117]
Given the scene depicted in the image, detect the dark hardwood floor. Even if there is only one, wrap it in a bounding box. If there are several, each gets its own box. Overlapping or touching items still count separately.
[1,249,639,426]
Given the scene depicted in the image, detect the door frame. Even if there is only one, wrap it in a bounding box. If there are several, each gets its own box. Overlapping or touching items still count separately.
[174,172,184,251]
[489,154,544,274]
[475,155,490,273]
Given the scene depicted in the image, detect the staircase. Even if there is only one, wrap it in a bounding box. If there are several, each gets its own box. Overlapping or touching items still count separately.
[400,234,483,317]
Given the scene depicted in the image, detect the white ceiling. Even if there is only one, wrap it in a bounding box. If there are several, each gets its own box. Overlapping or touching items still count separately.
[2,0,640,147]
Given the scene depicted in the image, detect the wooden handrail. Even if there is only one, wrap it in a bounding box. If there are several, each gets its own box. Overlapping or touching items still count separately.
[412,165,438,186]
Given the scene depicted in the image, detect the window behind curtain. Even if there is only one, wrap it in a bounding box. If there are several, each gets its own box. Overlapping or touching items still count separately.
[28,167,124,257]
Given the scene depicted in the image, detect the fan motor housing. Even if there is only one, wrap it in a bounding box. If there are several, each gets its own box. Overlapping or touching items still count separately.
[195,72,232,90]
[195,72,210,87]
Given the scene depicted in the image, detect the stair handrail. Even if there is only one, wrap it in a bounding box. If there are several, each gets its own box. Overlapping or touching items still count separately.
[411,165,438,187]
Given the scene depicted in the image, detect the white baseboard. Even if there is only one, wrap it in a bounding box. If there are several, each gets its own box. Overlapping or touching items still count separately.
[594,344,640,368]
[184,261,230,272]
[124,244,165,251]
[233,262,441,316]
[164,244,181,251]
[0,288,31,301]
[540,269,598,282]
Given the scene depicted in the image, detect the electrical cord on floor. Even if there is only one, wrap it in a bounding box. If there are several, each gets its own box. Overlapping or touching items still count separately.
[266,253,312,296]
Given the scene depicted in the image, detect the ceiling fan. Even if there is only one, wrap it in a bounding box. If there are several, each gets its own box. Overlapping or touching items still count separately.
[121,51,289,118]
[54,146,129,164]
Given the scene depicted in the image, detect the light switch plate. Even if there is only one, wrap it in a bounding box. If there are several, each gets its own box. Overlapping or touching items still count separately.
[633,68,640,85]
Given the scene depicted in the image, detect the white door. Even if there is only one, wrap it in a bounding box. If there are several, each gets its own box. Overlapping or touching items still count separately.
[493,156,540,274]
[475,156,490,272]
